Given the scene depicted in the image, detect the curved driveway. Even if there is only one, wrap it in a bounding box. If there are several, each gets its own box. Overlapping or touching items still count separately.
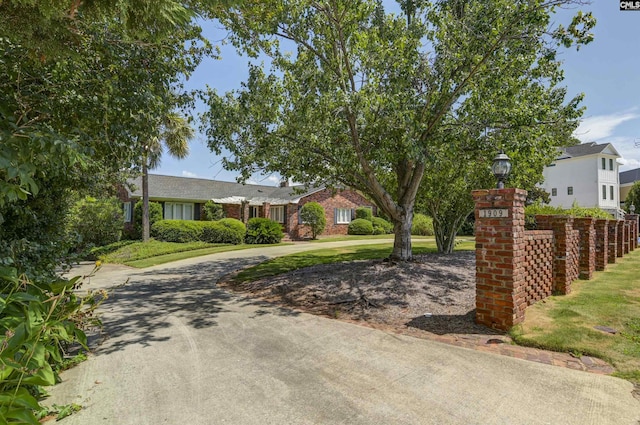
[49,240,640,424]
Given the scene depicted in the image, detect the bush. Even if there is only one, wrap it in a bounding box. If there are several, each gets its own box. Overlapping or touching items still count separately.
[524,202,612,230]
[201,219,245,244]
[371,216,393,234]
[203,200,225,221]
[245,218,283,244]
[151,220,203,243]
[300,202,326,239]
[348,218,374,235]
[411,213,434,236]
[355,207,373,221]
[131,201,163,240]
[67,196,123,253]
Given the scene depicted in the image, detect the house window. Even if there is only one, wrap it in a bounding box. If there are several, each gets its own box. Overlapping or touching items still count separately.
[567,187,573,196]
[270,206,285,223]
[609,158,614,171]
[610,185,614,201]
[551,188,557,196]
[164,202,194,220]
[123,202,132,223]
[602,185,607,200]
[249,206,260,219]
[602,158,606,170]
[335,208,352,224]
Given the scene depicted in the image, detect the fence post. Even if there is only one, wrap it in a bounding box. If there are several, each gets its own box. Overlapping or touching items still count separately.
[472,188,527,331]
[573,217,596,280]
[594,219,609,271]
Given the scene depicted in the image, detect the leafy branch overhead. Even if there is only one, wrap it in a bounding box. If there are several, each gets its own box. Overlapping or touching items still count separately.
[203,0,595,258]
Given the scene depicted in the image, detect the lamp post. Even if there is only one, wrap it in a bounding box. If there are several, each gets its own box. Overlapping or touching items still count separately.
[491,151,512,189]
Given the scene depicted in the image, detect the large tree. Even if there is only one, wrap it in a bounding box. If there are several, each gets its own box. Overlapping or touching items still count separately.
[202,0,594,260]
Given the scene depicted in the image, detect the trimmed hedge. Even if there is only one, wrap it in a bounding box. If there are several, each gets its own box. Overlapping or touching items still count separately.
[348,218,374,235]
[355,207,373,221]
[245,218,283,244]
[524,203,613,230]
[151,219,246,244]
[412,213,434,236]
[371,216,393,234]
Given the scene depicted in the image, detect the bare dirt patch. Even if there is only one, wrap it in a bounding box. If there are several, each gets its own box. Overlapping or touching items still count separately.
[219,251,502,339]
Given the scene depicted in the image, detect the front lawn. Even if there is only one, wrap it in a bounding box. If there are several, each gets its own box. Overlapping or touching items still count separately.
[511,250,640,382]
[229,240,475,283]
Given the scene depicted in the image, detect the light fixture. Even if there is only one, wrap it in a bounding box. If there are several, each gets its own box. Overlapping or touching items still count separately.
[491,150,512,189]
[630,204,636,214]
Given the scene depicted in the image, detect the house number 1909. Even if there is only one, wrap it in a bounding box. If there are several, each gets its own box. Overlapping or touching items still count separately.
[479,209,508,218]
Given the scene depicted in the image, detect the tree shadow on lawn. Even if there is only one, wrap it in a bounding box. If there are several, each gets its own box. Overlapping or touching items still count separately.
[91,256,300,355]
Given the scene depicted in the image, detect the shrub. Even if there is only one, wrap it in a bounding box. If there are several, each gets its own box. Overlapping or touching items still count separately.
[201,219,245,244]
[132,201,163,240]
[371,216,393,234]
[245,218,283,244]
[203,200,225,221]
[524,202,612,230]
[67,196,123,253]
[348,218,373,235]
[300,202,326,239]
[411,213,434,236]
[355,207,373,221]
[151,220,203,243]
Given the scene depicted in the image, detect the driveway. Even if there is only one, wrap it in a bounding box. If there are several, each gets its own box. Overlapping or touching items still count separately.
[48,242,640,424]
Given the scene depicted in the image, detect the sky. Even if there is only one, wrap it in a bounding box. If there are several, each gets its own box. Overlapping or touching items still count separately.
[156,2,640,185]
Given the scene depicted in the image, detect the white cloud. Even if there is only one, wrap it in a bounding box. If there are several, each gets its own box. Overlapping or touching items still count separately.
[246,178,259,185]
[266,175,280,184]
[573,110,640,143]
[182,170,198,178]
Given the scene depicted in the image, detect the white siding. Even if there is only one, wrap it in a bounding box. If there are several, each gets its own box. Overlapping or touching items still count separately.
[542,157,598,208]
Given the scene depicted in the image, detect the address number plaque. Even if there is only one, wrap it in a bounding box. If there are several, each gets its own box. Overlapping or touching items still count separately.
[478,208,509,218]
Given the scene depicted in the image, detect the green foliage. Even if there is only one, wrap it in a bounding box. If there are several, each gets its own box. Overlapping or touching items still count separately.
[201,219,246,244]
[151,219,246,245]
[371,217,393,235]
[132,201,163,240]
[0,265,105,423]
[300,202,326,239]
[245,218,283,244]
[411,214,434,236]
[204,0,594,260]
[624,181,640,213]
[151,220,203,243]
[203,201,225,221]
[355,207,373,221]
[348,219,374,235]
[67,196,123,253]
[524,203,612,230]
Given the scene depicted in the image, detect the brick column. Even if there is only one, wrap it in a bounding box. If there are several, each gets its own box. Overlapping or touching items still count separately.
[573,217,596,280]
[607,220,618,263]
[242,202,250,224]
[624,221,631,254]
[262,202,271,219]
[627,214,639,250]
[617,220,625,257]
[473,188,527,331]
[535,215,578,294]
[594,219,609,271]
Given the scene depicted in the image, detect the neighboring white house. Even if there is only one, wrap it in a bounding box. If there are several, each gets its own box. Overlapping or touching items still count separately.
[540,142,621,215]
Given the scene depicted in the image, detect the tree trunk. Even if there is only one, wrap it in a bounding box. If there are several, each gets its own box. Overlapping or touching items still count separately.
[390,207,414,261]
[142,161,150,242]
[433,213,466,254]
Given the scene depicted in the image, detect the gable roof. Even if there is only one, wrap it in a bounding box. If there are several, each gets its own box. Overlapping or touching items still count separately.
[126,174,323,205]
[620,168,640,185]
[557,142,620,160]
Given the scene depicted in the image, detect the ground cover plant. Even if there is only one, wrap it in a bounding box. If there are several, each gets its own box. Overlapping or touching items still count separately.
[511,251,640,382]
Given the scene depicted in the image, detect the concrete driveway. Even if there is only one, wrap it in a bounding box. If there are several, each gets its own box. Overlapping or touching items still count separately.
[48,241,640,424]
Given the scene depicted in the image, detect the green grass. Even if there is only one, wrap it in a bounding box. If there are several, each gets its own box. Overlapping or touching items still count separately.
[99,240,291,268]
[309,234,437,243]
[511,249,640,381]
[231,240,475,283]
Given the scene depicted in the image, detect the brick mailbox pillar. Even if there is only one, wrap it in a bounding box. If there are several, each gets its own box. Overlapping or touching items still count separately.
[573,218,596,280]
[617,220,625,258]
[607,220,618,263]
[535,215,578,294]
[594,219,609,271]
[472,188,527,331]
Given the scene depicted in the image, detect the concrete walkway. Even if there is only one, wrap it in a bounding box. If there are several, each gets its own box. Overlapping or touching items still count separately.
[48,243,640,424]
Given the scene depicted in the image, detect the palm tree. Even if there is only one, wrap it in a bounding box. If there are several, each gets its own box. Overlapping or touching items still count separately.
[141,112,194,242]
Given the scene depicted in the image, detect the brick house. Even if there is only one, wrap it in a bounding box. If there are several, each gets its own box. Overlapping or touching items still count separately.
[120,174,377,239]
